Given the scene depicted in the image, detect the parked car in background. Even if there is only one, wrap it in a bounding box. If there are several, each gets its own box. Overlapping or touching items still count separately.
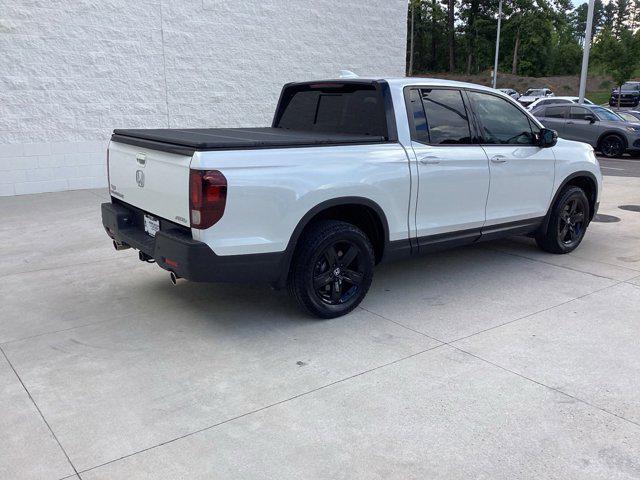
[518,88,554,107]
[533,103,640,157]
[102,76,601,318]
[497,88,520,100]
[609,82,640,107]
[526,96,593,111]
[617,110,640,123]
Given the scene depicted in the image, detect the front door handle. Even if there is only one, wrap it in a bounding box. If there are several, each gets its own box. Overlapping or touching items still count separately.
[418,155,441,165]
[490,155,507,163]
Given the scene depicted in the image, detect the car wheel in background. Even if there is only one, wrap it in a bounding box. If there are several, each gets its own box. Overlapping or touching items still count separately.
[598,134,625,158]
[288,220,374,319]
[535,186,590,254]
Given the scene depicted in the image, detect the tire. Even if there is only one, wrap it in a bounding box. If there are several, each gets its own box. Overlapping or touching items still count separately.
[598,134,625,158]
[288,220,375,319]
[535,186,590,254]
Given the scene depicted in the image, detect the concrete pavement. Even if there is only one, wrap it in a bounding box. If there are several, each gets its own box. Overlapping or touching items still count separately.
[2,175,640,479]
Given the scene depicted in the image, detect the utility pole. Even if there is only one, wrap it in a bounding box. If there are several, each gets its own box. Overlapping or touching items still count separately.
[409,1,415,76]
[578,0,595,104]
[492,0,503,89]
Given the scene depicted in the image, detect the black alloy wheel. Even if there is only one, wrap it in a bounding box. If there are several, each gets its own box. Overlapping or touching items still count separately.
[557,197,586,249]
[312,240,364,306]
[599,135,625,158]
[288,220,374,318]
[535,186,590,254]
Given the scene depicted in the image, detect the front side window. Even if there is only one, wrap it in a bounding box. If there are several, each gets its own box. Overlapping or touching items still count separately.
[420,89,471,144]
[569,106,591,120]
[467,91,537,145]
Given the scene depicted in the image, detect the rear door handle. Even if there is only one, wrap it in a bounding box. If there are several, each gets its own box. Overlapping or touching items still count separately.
[490,155,507,163]
[418,155,441,165]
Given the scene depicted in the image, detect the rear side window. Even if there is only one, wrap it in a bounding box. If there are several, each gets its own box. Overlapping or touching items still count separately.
[468,91,537,145]
[275,84,387,138]
[545,106,567,118]
[420,89,472,144]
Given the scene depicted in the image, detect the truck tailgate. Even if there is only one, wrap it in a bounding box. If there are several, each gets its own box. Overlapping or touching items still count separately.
[108,141,191,227]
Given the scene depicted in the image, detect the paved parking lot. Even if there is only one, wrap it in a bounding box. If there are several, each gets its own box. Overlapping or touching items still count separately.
[2,170,640,479]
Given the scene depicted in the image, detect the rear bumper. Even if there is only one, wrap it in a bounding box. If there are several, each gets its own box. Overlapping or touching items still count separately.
[101,201,286,285]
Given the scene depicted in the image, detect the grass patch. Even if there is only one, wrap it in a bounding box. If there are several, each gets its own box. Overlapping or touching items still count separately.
[586,90,611,105]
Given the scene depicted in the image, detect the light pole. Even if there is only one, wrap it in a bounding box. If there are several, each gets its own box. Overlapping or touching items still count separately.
[492,0,503,89]
[409,1,415,76]
[578,0,595,104]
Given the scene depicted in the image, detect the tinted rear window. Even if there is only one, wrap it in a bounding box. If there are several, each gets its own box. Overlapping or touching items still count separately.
[275,83,387,138]
[420,89,471,144]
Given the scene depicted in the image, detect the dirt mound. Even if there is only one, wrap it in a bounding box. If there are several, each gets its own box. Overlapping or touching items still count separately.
[415,71,616,95]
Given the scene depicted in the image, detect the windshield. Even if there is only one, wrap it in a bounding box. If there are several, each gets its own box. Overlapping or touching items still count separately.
[619,112,637,122]
[524,89,544,96]
[621,83,640,91]
[592,106,624,122]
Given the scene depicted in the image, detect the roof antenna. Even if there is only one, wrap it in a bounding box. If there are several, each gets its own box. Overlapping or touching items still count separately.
[338,70,359,79]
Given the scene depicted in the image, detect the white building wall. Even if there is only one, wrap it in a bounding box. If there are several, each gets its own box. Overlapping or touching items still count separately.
[0,0,408,196]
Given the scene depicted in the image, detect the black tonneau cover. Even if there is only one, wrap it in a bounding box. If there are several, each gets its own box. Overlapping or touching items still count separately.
[111,127,386,155]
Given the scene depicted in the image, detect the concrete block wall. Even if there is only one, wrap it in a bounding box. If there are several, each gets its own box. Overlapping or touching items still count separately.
[0,0,408,196]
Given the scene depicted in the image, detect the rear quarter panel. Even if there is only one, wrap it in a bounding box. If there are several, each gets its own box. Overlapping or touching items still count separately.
[190,144,411,256]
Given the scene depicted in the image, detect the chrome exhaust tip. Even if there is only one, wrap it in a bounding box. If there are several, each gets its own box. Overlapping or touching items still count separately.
[169,271,181,286]
[113,240,130,251]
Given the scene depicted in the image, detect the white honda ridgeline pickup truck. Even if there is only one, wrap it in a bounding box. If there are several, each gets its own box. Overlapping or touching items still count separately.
[102,76,602,318]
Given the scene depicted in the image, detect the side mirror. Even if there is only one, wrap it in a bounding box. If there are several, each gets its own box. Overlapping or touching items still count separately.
[585,115,597,124]
[539,128,558,148]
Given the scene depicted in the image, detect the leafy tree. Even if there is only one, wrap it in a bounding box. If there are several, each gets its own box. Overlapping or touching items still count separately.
[404,0,640,79]
[591,28,639,108]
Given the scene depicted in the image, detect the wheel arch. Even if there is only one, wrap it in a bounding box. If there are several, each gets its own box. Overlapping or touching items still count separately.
[274,197,390,288]
[541,171,599,233]
[596,130,628,151]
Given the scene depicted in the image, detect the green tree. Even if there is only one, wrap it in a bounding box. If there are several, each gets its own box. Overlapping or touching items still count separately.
[592,28,639,108]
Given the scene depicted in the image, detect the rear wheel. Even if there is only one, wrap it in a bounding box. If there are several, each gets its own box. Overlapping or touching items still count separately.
[598,134,625,158]
[535,186,590,254]
[288,220,374,319]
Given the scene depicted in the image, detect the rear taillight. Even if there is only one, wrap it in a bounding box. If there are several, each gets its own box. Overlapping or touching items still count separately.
[106,149,110,187]
[189,169,227,229]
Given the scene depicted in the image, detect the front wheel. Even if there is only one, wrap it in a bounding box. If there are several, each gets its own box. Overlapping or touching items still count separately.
[599,134,625,158]
[288,220,374,319]
[535,186,590,254]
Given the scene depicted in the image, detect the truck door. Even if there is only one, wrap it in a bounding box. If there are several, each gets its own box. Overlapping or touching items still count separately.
[466,90,555,226]
[404,87,490,249]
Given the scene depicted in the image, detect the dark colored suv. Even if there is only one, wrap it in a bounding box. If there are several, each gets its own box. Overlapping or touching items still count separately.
[610,82,640,107]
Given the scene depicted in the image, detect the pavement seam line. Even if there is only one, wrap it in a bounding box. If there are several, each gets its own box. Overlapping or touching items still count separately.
[0,346,81,478]
[446,344,640,429]
[445,279,625,344]
[362,282,640,430]
[4,256,117,280]
[484,245,638,280]
[362,279,623,347]
[73,341,447,476]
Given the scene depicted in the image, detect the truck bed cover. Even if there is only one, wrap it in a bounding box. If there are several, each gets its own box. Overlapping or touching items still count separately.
[111,127,386,155]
